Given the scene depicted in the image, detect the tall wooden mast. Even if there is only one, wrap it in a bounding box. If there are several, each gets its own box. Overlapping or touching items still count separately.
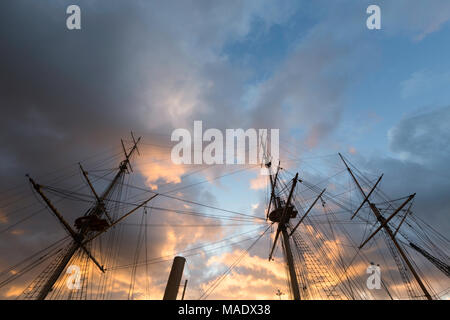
[338,153,432,300]
[266,162,301,300]
[28,134,142,300]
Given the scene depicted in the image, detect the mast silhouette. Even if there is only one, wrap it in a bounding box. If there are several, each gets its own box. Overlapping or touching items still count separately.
[28,134,142,300]
[338,153,433,300]
[266,161,301,300]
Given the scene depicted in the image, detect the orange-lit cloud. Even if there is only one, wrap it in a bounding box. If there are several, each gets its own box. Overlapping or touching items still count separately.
[135,145,187,190]
[250,174,269,190]
[10,229,24,236]
[0,210,7,224]
[4,285,24,298]
[202,250,288,299]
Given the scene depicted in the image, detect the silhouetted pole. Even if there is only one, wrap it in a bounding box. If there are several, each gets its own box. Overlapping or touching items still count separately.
[181,279,188,300]
[163,256,186,300]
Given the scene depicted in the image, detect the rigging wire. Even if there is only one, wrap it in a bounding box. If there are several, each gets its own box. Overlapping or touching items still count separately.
[199,224,272,300]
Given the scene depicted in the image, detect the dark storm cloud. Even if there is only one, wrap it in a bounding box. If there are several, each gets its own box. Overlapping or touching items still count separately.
[0,1,152,173]
[362,106,450,232]
[0,0,297,175]
[0,0,296,298]
[1,0,449,299]
[388,106,450,163]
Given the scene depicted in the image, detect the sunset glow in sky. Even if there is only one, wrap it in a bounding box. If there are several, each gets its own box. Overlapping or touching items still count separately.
[1,1,450,300]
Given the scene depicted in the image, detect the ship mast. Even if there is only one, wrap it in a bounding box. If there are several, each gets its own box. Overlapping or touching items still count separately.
[27,133,148,300]
[266,163,301,300]
[338,153,433,300]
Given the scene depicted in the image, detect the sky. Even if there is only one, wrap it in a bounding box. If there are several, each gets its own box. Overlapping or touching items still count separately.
[0,0,449,300]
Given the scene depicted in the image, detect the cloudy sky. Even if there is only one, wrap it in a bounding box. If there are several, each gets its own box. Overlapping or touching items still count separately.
[0,0,449,299]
